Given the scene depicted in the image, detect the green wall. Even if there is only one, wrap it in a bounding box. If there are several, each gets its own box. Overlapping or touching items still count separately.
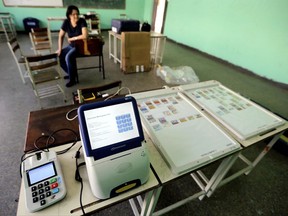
[143,0,153,24]
[164,0,288,85]
[0,0,145,30]
[1,0,287,85]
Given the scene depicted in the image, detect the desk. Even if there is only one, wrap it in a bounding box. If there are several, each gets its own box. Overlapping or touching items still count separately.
[108,30,122,66]
[24,104,79,153]
[22,84,288,215]
[25,95,124,153]
[17,142,160,216]
[108,31,167,67]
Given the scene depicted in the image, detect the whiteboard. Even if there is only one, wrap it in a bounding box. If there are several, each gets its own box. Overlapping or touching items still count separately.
[3,0,63,7]
[131,88,241,175]
[179,80,286,141]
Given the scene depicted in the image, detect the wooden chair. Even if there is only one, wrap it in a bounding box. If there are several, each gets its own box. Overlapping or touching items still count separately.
[77,80,122,103]
[29,28,52,55]
[74,36,105,83]
[25,53,66,107]
[7,37,29,84]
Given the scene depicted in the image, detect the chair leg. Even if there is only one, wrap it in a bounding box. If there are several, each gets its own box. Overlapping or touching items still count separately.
[101,55,105,79]
[75,71,79,83]
[17,63,26,84]
[98,55,101,72]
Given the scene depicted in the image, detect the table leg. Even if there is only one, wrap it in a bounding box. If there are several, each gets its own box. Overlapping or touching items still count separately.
[205,152,240,198]
[245,132,283,175]
[109,32,112,59]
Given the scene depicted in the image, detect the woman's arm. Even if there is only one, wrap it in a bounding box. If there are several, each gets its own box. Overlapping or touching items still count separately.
[56,29,66,56]
[68,26,88,42]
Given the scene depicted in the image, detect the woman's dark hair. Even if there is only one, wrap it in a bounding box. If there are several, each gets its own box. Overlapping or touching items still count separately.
[66,5,80,19]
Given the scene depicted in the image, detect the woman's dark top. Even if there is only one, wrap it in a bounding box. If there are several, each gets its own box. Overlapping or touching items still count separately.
[61,17,87,38]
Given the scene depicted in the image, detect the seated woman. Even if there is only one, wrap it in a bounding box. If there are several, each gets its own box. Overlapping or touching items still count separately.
[56,5,88,87]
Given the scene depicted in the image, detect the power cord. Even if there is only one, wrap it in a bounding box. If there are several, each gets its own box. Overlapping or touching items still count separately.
[66,108,78,121]
[45,128,78,155]
[104,87,131,101]
[33,128,79,154]
[74,146,86,215]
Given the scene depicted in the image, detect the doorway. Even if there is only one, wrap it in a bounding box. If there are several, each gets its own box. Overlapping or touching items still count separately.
[153,0,167,33]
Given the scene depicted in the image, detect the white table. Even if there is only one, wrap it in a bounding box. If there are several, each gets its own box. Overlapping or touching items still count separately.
[17,142,160,216]
[17,83,288,215]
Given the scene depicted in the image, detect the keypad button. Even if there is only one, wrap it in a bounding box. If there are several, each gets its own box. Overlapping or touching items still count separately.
[32,191,37,197]
[50,178,57,184]
[38,183,43,189]
[45,186,50,191]
[39,189,44,194]
[44,181,49,186]
[51,183,58,189]
[40,194,45,200]
[57,177,62,184]
[46,191,51,197]
[33,197,38,203]
[40,200,46,206]
[51,188,59,194]
[31,186,37,192]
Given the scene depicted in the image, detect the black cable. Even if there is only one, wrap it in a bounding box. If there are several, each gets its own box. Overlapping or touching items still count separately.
[74,146,86,215]
[33,135,53,152]
[19,152,38,178]
[46,128,78,151]
[24,128,78,178]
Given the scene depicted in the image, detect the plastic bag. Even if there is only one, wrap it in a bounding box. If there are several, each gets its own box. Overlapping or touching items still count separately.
[156,65,199,85]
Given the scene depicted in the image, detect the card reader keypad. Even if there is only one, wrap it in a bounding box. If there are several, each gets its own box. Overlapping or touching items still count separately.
[30,177,61,206]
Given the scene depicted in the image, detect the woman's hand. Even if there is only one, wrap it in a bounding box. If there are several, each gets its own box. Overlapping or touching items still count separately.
[68,36,78,43]
[55,49,61,56]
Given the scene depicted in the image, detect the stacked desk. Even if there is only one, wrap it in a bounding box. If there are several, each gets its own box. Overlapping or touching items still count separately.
[0,13,17,42]
[18,81,288,215]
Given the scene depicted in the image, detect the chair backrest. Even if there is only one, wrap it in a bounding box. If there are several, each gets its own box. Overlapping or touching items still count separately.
[7,37,29,83]
[25,53,66,107]
[77,80,122,103]
[29,28,52,54]
[75,37,104,56]
[25,53,60,84]
[7,37,23,60]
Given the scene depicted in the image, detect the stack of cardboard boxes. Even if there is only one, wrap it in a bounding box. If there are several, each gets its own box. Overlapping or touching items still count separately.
[121,32,151,73]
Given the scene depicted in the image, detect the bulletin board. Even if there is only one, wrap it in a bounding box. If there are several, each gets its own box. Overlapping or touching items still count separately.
[131,88,241,175]
[179,80,286,141]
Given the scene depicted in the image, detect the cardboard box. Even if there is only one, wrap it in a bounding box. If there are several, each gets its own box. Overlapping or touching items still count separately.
[121,32,151,74]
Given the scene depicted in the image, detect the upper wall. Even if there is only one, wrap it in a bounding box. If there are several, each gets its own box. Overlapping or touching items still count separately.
[2,0,287,85]
[0,0,145,30]
[164,0,288,85]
